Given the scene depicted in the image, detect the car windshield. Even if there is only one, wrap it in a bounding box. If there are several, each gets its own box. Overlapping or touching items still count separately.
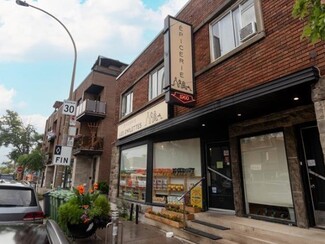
[0,188,36,207]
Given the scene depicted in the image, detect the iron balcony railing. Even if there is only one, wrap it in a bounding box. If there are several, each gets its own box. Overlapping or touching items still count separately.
[73,135,104,154]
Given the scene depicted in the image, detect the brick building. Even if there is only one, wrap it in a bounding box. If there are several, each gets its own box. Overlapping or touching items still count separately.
[42,101,64,188]
[42,56,127,190]
[110,0,325,230]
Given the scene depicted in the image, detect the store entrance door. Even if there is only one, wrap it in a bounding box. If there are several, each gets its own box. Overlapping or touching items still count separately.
[300,125,325,228]
[206,143,234,210]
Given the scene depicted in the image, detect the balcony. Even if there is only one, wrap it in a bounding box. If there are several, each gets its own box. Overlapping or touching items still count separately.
[47,131,56,142]
[73,135,104,156]
[76,99,106,122]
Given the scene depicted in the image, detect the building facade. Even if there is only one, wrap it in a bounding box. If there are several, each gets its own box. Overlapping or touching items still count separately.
[42,56,127,190]
[42,101,65,188]
[110,0,325,229]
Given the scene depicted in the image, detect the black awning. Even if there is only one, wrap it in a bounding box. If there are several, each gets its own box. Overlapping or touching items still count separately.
[116,66,320,146]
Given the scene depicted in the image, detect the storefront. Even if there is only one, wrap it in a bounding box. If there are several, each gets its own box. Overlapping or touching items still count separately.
[114,66,325,228]
[118,138,203,207]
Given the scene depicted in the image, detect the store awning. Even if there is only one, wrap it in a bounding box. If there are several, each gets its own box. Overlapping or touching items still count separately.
[116,66,320,146]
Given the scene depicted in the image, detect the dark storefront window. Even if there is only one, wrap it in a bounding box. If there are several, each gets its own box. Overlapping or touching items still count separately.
[119,144,147,202]
[240,132,295,222]
[152,138,202,206]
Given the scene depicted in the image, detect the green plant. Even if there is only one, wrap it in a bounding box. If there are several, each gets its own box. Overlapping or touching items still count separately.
[58,184,110,232]
[147,210,182,223]
[165,204,189,214]
[292,0,325,43]
[98,181,109,194]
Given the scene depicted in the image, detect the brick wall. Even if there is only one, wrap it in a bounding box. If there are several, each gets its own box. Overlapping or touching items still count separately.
[115,0,325,126]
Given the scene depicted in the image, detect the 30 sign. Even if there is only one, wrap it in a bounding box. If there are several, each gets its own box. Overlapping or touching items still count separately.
[62,100,77,116]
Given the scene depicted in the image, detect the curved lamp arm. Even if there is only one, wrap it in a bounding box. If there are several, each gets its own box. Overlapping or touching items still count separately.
[16,0,77,99]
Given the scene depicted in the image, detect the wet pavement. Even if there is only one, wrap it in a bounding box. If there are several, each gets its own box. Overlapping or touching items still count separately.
[39,195,193,244]
[69,220,191,244]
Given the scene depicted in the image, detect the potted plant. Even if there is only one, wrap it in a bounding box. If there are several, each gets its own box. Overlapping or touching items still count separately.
[58,183,111,238]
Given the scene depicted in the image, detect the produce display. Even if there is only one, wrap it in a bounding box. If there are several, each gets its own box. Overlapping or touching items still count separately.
[120,167,199,203]
[167,184,184,192]
[153,168,195,176]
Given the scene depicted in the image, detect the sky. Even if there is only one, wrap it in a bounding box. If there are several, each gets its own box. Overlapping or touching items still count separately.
[0,0,188,163]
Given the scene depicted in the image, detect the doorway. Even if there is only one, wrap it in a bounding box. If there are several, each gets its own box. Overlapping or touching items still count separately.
[300,125,325,228]
[206,143,234,210]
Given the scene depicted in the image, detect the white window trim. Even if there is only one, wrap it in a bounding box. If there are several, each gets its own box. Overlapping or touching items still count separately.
[209,0,265,64]
[149,65,165,101]
[121,91,133,117]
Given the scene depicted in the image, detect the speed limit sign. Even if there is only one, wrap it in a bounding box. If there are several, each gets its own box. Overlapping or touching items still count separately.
[62,100,77,116]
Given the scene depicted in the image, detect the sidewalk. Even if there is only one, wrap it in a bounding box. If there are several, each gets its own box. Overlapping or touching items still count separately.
[70,220,192,244]
[39,198,193,244]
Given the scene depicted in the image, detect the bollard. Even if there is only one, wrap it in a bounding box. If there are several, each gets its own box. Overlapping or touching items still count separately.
[112,210,119,244]
[135,204,139,224]
[129,203,134,221]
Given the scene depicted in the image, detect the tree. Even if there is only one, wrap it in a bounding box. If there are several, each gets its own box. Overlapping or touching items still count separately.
[0,110,42,163]
[17,148,44,172]
[292,0,325,43]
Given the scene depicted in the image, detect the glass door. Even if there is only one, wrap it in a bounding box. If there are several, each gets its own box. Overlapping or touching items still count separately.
[207,143,234,210]
[301,126,325,228]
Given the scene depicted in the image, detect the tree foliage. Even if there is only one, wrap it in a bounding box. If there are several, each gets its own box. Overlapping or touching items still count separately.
[17,148,44,172]
[0,110,42,163]
[292,0,325,43]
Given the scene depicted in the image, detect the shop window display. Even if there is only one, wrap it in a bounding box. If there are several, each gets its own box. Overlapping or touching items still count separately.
[152,138,202,206]
[119,144,147,202]
[240,132,295,222]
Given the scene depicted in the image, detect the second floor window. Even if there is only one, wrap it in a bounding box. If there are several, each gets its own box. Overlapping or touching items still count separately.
[210,0,257,61]
[149,66,164,100]
[121,91,133,117]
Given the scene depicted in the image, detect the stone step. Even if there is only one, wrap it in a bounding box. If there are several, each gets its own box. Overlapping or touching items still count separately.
[193,212,325,244]
[186,219,276,244]
[184,226,222,240]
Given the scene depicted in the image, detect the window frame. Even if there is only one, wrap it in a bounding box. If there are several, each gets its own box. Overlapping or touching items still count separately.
[209,0,264,64]
[240,130,296,222]
[121,90,133,117]
[118,143,148,203]
[148,65,165,101]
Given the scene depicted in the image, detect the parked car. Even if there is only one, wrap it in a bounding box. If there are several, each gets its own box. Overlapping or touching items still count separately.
[0,219,69,244]
[0,180,44,222]
[0,174,15,181]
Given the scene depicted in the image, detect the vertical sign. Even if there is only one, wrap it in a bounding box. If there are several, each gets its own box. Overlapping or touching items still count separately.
[164,15,195,107]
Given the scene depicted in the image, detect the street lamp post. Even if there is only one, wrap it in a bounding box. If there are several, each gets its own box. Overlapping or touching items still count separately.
[16,0,77,187]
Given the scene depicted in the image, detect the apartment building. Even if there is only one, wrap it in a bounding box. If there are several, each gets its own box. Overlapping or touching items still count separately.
[42,101,65,188]
[42,56,127,190]
[110,0,325,230]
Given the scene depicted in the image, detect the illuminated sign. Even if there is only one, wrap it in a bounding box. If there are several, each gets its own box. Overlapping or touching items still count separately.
[164,16,195,107]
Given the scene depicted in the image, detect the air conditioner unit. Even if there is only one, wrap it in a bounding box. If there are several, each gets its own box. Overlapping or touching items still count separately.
[240,21,257,42]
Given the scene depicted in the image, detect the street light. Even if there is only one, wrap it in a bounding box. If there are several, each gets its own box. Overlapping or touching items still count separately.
[16,0,77,187]
[16,0,77,99]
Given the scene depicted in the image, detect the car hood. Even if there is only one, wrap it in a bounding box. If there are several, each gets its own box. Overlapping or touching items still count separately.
[0,223,47,244]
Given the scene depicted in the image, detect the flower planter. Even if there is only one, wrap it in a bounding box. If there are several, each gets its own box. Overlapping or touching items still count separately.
[145,212,184,228]
[185,206,202,213]
[161,209,194,220]
[67,221,97,239]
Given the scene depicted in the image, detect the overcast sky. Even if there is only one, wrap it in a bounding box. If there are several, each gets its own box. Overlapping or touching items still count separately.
[0,0,188,163]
